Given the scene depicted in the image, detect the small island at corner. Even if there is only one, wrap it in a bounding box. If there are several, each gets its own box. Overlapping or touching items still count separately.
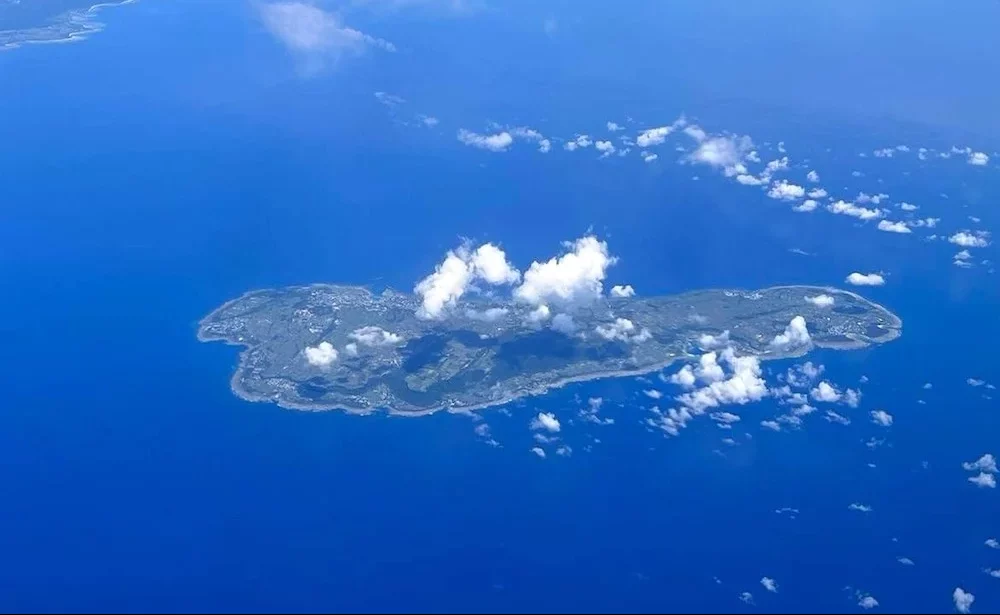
[197,284,902,415]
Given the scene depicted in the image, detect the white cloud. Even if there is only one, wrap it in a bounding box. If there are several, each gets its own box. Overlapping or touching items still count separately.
[858,595,879,610]
[695,351,726,383]
[870,409,893,427]
[807,170,820,183]
[911,217,940,228]
[556,445,572,457]
[805,294,835,307]
[807,188,828,199]
[898,556,915,566]
[736,174,765,186]
[457,129,513,152]
[607,121,623,132]
[949,231,990,248]
[698,330,730,350]
[856,192,889,205]
[768,180,806,201]
[985,568,1000,578]
[676,349,767,412]
[683,125,708,142]
[531,447,546,458]
[515,235,616,309]
[849,502,873,513]
[843,388,862,408]
[610,284,635,298]
[595,140,615,157]
[877,220,912,234]
[953,588,975,614]
[811,381,842,403]
[579,397,613,426]
[899,202,918,211]
[765,157,789,174]
[414,249,474,319]
[962,454,997,474]
[786,361,824,388]
[845,272,886,286]
[873,147,895,158]
[793,199,818,213]
[349,326,403,347]
[968,152,989,166]
[260,2,395,71]
[760,577,778,593]
[987,538,999,549]
[415,242,519,319]
[419,115,439,127]
[825,410,850,425]
[828,200,883,220]
[968,472,996,488]
[740,592,754,605]
[510,126,553,155]
[670,365,697,388]
[968,378,986,387]
[644,389,663,399]
[471,243,521,285]
[710,411,741,425]
[528,304,551,323]
[642,152,658,163]
[530,412,561,433]
[761,420,781,432]
[374,91,405,107]
[595,318,651,343]
[538,312,572,336]
[465,307,508,321]
[637,125,676,148]
[304,341,338,366]
[689,135,753,172]
[344,342,358,356]
[770,316,811,350]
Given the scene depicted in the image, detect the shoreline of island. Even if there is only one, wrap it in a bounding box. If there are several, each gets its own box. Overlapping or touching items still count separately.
[199,282,902,417]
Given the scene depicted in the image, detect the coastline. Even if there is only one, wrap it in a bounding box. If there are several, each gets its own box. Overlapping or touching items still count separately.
[1,0,137,51]
[201,282,903,417]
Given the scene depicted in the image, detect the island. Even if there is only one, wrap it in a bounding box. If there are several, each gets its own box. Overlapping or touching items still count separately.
[198,284,901,415]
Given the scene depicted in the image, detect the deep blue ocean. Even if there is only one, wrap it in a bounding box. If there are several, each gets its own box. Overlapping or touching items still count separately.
[1,0,998,612]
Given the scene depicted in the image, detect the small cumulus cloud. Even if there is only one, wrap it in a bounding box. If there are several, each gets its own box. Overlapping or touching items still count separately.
[457,129,513,152]
[870,409,893,427]
[767,180,806,201]
[877,220,912,234]
[845,272,886,286]
[611,284,635,298]
[827,200,884,221]
[805,294,834,307]
[949,231,990,248]
[530,412,561,433]
[968,152,989,166]
[770,316,811,350]
[953,588,974,614]
[304,341,338,366]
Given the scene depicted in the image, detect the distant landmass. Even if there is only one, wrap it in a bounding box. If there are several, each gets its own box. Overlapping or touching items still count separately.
[198,284,902,415]
[0,0,134,50]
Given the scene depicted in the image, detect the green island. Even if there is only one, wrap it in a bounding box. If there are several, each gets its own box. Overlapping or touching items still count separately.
[198,284,901,415]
